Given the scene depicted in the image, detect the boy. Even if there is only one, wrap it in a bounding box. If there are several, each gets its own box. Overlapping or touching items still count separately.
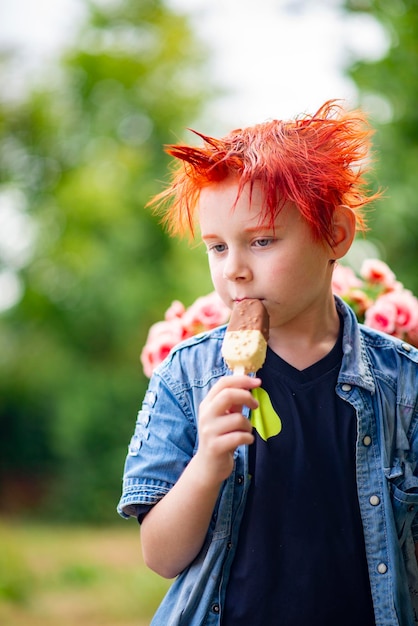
[118,101,418,625]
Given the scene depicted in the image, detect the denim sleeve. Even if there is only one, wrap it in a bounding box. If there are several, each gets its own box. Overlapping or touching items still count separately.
[117,370,198,519]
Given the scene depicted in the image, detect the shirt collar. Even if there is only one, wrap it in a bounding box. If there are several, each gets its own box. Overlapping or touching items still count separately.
[336,296,375,393]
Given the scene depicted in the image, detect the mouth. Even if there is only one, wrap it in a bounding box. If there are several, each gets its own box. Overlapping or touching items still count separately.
[234,297,264,303]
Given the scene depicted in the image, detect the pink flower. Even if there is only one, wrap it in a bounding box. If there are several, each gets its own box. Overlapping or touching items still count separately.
[182,292,230,335]
[140,319,185,378]
[164,300,186,321]
[364,289,418,338]
[381,289,418,334]
[360,259,397,290]
[140,292,231,377]
[364,297,398,335]
[332,264,362,296]
[406,324,418,347]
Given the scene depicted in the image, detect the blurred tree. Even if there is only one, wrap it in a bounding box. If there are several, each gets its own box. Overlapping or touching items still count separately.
[343,0,418,293]
[0,0,214,521]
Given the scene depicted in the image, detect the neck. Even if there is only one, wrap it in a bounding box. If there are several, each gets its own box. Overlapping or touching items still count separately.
[268,297,340,370]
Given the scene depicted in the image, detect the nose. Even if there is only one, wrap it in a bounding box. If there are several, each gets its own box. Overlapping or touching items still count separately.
[223,251,252,282]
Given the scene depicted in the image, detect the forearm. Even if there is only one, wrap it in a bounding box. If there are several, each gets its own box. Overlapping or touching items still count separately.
[140,374,259,579]
[140,454,223,579]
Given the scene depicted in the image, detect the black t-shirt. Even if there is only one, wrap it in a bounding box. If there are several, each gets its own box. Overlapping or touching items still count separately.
[222,329,375,625]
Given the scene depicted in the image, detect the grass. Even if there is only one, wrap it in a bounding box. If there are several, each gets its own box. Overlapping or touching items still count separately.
[0,519,171,626]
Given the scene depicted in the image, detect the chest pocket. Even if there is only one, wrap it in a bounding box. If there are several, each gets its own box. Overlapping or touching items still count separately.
[378,375,418,544]
[390,482,418,545]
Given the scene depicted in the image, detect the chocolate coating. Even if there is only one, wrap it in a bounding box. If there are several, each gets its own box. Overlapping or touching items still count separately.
[227,299,269,341]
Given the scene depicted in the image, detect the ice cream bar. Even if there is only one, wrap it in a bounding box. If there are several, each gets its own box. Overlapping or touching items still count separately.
[222,299,269,375]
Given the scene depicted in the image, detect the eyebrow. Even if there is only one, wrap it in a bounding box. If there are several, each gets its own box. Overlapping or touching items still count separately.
[244,225,276,233]
[202,225,277,240]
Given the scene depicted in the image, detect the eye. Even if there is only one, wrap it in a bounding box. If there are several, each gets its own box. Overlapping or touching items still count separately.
[253,238,274,248]
[207,243,227,254]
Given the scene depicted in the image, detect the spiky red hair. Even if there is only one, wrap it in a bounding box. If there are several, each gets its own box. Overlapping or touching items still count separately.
[150,100,381,245]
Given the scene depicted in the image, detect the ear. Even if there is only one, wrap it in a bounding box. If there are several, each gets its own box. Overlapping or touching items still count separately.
[330,205,356,260]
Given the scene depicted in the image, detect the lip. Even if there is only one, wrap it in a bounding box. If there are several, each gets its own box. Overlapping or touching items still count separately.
[234,297,263,302]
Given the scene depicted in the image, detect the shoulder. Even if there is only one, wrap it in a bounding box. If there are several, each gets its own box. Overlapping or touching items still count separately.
[337,294,417,366]
[173,324,227,351]
[358,325,418,405]
[154,325,228,390]
[359,323,418,366]
[337,296,417,398]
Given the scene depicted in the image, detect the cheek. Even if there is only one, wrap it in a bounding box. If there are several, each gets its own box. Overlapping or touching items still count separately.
[264,257,318,292]
[208,260,224,289]
[262,256,293,283]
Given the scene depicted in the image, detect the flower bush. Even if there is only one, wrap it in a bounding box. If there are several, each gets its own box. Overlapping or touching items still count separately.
[140,292,230,377]
[332,259,418,345]
[141,259,418,377]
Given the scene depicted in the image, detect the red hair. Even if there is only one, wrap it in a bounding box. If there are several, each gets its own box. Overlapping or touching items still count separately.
[150,100,381,245]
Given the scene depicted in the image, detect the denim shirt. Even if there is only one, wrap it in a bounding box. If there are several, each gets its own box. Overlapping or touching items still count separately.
[118,297,418,626]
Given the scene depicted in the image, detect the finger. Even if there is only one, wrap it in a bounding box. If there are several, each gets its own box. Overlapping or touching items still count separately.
[204,378,261,411]
[200,390,257,424]
[200,417,255,454]
[225,386,259,411]
[200,411,254,447]
[204,375,261,402]
[213,430,255,454]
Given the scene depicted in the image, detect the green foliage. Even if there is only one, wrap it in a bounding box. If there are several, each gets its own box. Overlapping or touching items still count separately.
[0,0,213,520]
[344,0,418,292]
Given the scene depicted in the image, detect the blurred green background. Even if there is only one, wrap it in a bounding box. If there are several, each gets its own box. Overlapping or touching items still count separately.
[0,0,417,623]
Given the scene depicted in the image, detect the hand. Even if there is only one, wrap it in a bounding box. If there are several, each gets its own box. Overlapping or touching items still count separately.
[193,375,261,487]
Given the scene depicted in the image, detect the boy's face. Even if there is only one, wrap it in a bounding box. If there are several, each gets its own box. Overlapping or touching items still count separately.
[198,178,337,338]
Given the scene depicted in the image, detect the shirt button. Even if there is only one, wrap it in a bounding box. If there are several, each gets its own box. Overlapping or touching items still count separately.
[363,435,372,446]
[369,495,380,506]
[212,603,220,614]
[236,475,244,485]
[401,342,411,352]
[341,383,352,392]
[377,563,388,574]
